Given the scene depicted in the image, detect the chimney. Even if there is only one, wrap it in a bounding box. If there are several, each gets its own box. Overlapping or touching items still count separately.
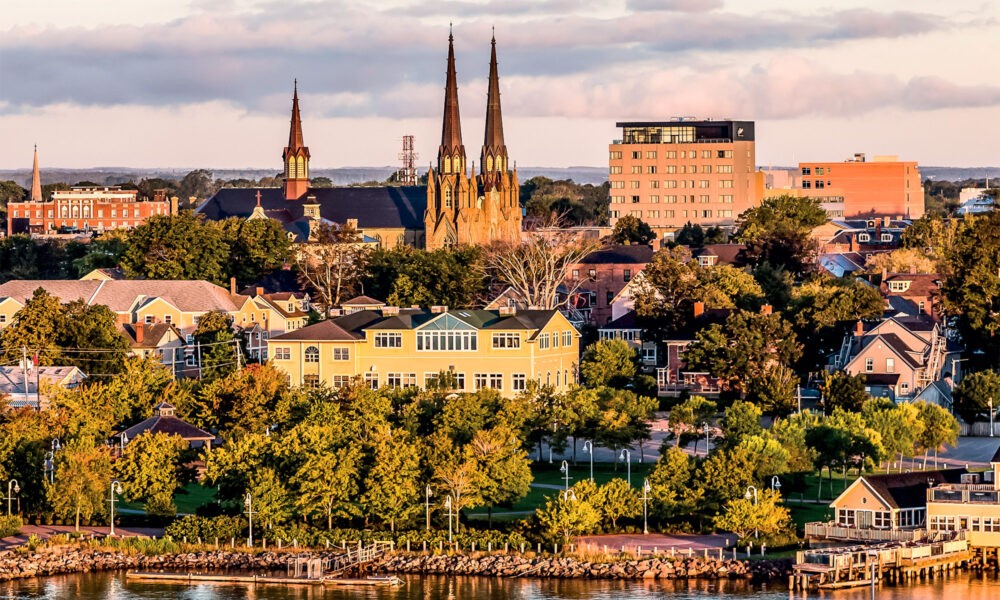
[760,304,772,315]
[347,218,359,230]
[230,277,237,295]
[855,320,864,336]
[431,305,448,314]
[693,301,705,318]
[256,287,265,296]
[499,306,516,316]
[883,216,890,228]
[153,189,167,203]
[169,196,179,215]
[135,324,145,344]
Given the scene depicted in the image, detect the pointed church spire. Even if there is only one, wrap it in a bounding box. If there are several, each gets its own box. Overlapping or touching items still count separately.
[283,80,311,200]
[30,145,42,202]
[483,32,505,155]
[439,26,465,172]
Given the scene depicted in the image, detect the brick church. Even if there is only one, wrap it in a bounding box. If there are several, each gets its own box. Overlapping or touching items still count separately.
[198,32,522,250]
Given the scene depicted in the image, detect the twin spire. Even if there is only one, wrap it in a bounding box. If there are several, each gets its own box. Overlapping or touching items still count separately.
[438,28,508,181]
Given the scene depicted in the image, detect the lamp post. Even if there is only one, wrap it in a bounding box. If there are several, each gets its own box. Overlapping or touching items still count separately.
[108,480,123,537]
[244,492,255,546]
[561,489,577,502]
[582,440,594,482]
[5,479,19,516]
[619,450,631,487]
[45,439,61,484]
[445,495,453,543]
[771,476,781,493]
[425,485,433,532]
[703,423,710,457]
[642,479,651,535]
[745,486,759,539]
[990,398,995,438]
[559,460,571,491]
[867,550,879,600]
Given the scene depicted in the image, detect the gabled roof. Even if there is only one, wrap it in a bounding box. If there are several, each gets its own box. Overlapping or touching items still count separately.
[0,280,242,314]
[121,414,214,442]
[883,273,941,297]
[991,444,1000,464]
[691,243,747,266]
[862,469,965,509]
[270,319,359,342]
[199,186,428,230]
[600,310,640,330]
[341,295,385,307]
[120,323,182,348]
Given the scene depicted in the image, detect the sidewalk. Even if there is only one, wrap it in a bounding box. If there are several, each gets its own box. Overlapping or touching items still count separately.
[575,532,737,554]
[0,524,164,550]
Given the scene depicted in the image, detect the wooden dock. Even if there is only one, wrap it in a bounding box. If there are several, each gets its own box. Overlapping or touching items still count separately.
[792,535,972,591]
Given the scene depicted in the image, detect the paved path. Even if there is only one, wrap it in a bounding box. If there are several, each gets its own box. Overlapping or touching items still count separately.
[0,524,163,550]
[576,532,736,554]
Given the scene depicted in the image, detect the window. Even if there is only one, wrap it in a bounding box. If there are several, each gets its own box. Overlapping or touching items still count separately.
[802,180,812,189]
[512,373,527,391]
[665,165,677,174]
[331,375,351,388]
[623,269,632,282]
[386,373,417,388]
[630,195,640,203]
[880,233,892,242]
[364,372,378,389]
[900,382,910,394]
[886,358,895,373]
[646,151,657,159]
[837,509,856,527]
[572,269,580,280]
[631,151,641,159]
[630,167,641,175]
[333,347,350,360]
[562,331,573,346]
[666,151,677,158]
[274,347,291,360]
[303,374,320,388]
[701,165,712,174]
[720,195,734,204]
[588,269,597,280]
[610,181,624,189]
[144,315,155,324]
[648,196,659,205]
[492,333,521,349]
[646,166,657,174]
[304,346,320,363]
[698,180,710,188]
[538,333,550,349]
[609,166,622,174]
[606,291,614,305]
[417,330,477,351]
[874,512,891,529]
[374,333,403,348]
[716,165,733,174]
[801,167,812,175]
[649,180,659,189]
[609,151,622,160]
[858,233,871,242]
[664,180,677,188]
[0,315,5,324]
[719,180,733,188]
[489,373,503,390]
[642,346,657,363]
[865,358,874,372]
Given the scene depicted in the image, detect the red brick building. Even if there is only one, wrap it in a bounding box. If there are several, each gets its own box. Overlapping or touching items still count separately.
[565,244,654,325]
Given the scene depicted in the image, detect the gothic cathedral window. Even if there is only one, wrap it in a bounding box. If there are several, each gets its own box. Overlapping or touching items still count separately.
[444,157,452,174]
[445,188,452,208]
[486,156,493,171]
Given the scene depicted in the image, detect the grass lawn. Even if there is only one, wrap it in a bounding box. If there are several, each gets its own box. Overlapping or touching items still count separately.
[786,502,833,530]
[117,482,217,516]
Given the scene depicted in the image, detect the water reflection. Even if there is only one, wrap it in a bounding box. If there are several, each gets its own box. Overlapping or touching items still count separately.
[0,571,996,599]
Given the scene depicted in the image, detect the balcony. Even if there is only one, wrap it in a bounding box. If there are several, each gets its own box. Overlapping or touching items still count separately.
[656,368,721,396]
[805,522,927,543]
[928,484,1000,505]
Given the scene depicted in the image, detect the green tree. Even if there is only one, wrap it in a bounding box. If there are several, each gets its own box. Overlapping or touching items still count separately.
[363,429,422,532]
[862,402,922,473]
[714,489,792,545]
[58,300,130,376]
[673,222,705,248]
[121,211,230,283]
[609,215,654,245]
[114,432,187,516]
[592,388,657,460]
[953,370,1000,425]
[821,371,869,414]
[580,339,637,388]
[720,400,763,450]
[736,194,827,275]
[71,231,129,277]
[0,288,63,365]
[177,169,217,206]
[466,425,532,525]
[196,363,292,433]
[434,459,483,527]
[218,218,292,288]
[203,433,273,505]
[535,492,601,543]
[915,401,960,469]
[769,411,819,473]
[668,395,717,450]
[248,467,292,529]
[942,212,1000,364]
[47,439,112,530]
[366,246,487,309]
[520,176,610,225]
[597,477,640,529]
[292,445,360,530]
[294,222,372,312]
[648,446,701,521]
[193,311,238,383]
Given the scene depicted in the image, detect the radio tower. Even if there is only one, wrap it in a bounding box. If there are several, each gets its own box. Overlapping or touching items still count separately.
[397,135,419,185]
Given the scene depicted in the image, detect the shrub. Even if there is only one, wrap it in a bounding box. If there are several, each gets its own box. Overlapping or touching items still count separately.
[165,515,244,542]
[0,515,24,538]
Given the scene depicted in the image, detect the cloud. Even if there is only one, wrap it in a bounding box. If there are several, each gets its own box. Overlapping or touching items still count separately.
[626,0,723,13]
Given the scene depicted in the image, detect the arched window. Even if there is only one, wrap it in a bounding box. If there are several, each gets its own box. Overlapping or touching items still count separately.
[486,156,493,171]
[445,188,452,208]
[546,371,551,385]
[556,371,561,387]
[304,346,320,363]
[444,156,452,174]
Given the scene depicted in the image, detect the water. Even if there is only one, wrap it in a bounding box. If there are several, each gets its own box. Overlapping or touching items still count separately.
[0,572,997,599]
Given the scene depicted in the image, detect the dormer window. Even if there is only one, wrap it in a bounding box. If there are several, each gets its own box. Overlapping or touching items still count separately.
[698,256,716,267]
[888,281,910,292]
[858,233,871,242]
[880,233,892,242]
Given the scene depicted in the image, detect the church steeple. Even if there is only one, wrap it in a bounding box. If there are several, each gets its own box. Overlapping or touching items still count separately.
[30,145,42,202]
[481,32,508,188]
[282,79,311,200]
[438,28,465,176]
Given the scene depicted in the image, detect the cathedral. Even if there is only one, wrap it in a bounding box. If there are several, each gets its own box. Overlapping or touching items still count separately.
[197,32,522,250]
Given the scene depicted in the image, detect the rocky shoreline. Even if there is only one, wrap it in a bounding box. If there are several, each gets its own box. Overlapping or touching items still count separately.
[376,553,792,581]
[0,544,791,584]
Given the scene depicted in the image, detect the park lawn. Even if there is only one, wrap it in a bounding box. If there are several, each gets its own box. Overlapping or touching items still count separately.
[116,483,217,515]
[786,502,832,530]
[783,472,858,503]
[529,461,656,488]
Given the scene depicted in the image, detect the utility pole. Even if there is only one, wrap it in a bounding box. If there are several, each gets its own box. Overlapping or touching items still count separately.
[21,347,29,406]
[196,341,203,379]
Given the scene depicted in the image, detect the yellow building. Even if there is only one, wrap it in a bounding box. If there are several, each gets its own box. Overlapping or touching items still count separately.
[268,307,580,396]
[926,447,1000,549]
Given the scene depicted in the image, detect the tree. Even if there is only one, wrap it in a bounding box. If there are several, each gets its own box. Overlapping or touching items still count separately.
[915,401,960,469]
[580,339,637,388]
[365,246,487,309]
[674,222,705,248]
[787,276,884,371]
[592,388,657,460]
[821,371,869,414]
[218,218,292,288]
[177,169,217,206]
[535,492,601,543]
[114,432,187,515]
[248,467,292,529]
[648,446,701,521]
[72,231,128,277]
[295,222,371,313]
[0,288,63,366]
[363,429,422,532]
[485,231,599,309]
[720,400,763,450]
[861,402,921,473]
[466,425,532,526]
[668,395,717,449]
[609,215,654,245]
[121,212,230,283]
[864,248,938,276]
[714,489,792,545]
[193,311,239,382]
[942,212,1000,364]
[434,459,483,526]
[196,362,292,433]
[520,176,610,225]
[736,194,827,275]
[953,370,1000,424]
[0,180,26,215]
[58,301,130,376]
[47,439,112,530]
[769,411,819,473]
[597,478,640,529]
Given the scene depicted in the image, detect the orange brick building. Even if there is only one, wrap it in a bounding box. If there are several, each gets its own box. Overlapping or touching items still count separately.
[608,120,761,231]
[798,154,923,219]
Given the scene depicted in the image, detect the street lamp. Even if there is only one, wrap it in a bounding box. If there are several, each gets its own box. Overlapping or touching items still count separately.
[582,440,594,482]
[425,485,433,532]
[702,423,710,457]
[5,479,19,516]
[244,492,255,546]
[560,460,571,491]
[119,432,128,453]
[44,439,61,484]
[771,476,781,493]
[745,485,759,539]
[561,489,577,502]
[990,398,995,438]
[867,550,879,600]
[619,450,631,487]
[445,495,453,543]
[642,479,651,535]
[108,480,123,537]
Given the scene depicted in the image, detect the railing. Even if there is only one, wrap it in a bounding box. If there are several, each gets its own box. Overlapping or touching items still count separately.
[326,541,393,576]
[804,522,925,543]
[929,487,1000,504]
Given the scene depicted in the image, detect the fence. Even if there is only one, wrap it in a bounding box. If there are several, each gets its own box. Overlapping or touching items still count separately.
[958,422,999,437]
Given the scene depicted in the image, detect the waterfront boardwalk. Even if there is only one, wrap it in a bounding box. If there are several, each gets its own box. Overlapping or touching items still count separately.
[792,536,971,591]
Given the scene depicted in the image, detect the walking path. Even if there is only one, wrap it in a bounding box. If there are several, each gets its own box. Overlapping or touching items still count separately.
[576,532,736,554]
[0,525,163,550]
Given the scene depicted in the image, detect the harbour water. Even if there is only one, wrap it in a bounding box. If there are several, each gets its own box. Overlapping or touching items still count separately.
[1,572,998,600]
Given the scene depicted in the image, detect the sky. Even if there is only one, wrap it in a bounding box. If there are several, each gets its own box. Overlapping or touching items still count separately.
[2,0,999,171]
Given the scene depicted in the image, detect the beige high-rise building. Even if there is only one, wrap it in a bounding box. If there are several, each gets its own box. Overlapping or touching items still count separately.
[608,120,761,232]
